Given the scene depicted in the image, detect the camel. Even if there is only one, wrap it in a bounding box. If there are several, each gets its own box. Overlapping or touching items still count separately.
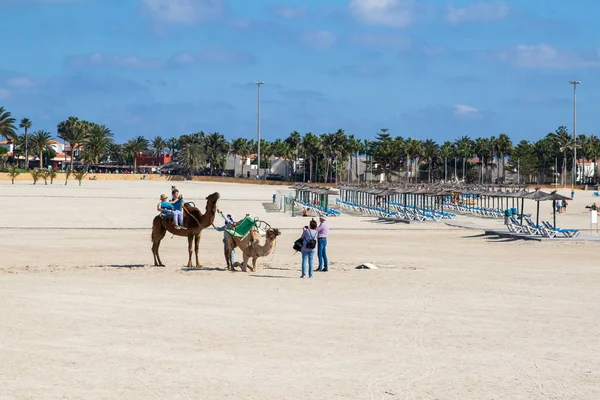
[225,227,281,272]
[151,192,220,267]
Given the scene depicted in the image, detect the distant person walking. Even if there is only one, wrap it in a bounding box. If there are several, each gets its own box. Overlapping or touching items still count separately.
[315,216,329,272]
[562,199,568,213]
[300,219,318,278]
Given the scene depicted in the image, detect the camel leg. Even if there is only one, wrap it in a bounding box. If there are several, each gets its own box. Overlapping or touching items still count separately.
[151,217,166,267]
[194,234,201,268]
[152,239,165,267]
[241,254,249,272]
[250,256,258,272]
[187,234,193,268]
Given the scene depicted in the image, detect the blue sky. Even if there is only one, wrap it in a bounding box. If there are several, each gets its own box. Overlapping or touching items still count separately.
[1,0,599,143]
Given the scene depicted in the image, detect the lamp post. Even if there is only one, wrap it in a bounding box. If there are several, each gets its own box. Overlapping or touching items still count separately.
[569,80,580,188]
[254,81,264,180]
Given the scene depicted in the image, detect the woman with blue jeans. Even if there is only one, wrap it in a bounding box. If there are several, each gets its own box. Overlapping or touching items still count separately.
[300,219,318,278]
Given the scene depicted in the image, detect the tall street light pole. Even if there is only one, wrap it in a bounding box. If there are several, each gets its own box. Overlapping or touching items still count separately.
[254,81,264,180]
[569,80,580,188]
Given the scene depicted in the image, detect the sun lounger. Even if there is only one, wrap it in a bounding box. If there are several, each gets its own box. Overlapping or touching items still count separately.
[542,221,580,238]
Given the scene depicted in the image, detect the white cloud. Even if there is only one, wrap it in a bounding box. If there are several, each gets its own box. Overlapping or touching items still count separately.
[140,0,225,24]
[300,30,337,51]
[498,44,600,69]
[446,1,508,23]
[0,88,11,100]
[349,0,415,28]
[350,33,411,50]
[269,5,306,19]
[7,77,36,88]
[65,53,164,69]
[454,104,478,116]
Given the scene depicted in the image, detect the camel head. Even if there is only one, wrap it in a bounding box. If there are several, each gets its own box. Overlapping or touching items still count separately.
[265,228,281,240]
[205,192,220,215]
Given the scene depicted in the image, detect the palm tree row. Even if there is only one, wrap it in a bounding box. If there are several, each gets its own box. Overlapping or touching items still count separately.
[2,106,598,184]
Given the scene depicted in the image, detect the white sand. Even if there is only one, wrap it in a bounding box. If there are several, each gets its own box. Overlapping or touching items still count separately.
[1,180,599,399]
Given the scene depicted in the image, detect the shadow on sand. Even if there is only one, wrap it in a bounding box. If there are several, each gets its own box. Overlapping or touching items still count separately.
[180,267,224,272]
[93,264,146,269]
[248,274,296,279]
[462,233,488,239]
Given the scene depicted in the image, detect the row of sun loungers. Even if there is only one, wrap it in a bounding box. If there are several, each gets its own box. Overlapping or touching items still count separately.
[443,203,504,218]
[335,199,456,222]
[507,216,580,238]
[294,200,341,217]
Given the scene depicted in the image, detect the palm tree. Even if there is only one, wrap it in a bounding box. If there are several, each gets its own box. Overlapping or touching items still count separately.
[346,134,362,182]
[73,169,87,186]
[474,137,493,183]
[272,138,294,179]
[178,141,206,175]
[124,136,149,172]
[421,139,439,182]
[107,143,125,164]
[30,130,53,168]
[579,134,600,183]
[302,133,320,182]
[57,116,87,173]
[438,141,454,181]
[19,118,32,169]
[85,124,114,164]
[237,139,252,178]
[495,133,513,183]
[230,138,248,177]
[534,135,555,184]
[320,133,336,182]
[551,126,574,186]
[285,131,302,177]
[403,138,422,183]
[204,132,229,175]
[151,136,167,157]
[7,165,19,184]
[29,168,44,184]
[166,137,178,155]
[0,107,17,142]
[455,136,474,181]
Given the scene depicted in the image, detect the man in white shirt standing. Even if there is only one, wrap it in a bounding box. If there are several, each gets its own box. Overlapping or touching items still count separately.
[315,216,329,272]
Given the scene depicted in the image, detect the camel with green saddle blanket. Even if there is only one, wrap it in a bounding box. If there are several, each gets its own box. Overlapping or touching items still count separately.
[224,217,281,272]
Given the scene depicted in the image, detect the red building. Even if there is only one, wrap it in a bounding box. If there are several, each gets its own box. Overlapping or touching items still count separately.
[134,153,172,167]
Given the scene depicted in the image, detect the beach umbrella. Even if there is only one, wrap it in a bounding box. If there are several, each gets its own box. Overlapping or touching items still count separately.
[544,190,572,229]
[522,189,551,227]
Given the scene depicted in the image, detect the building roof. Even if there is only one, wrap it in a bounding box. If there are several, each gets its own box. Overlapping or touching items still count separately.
[48,140,62,145]
[51,154,72,161]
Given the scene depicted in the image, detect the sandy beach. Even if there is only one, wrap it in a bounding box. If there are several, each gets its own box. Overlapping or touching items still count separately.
[1,179,599,399]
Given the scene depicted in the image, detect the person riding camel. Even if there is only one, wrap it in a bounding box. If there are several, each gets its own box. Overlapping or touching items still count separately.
[170,188,184,229]
[157,194,181,229]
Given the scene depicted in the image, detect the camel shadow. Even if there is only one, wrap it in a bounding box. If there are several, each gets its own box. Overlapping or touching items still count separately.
[94,264,146,269]
[248,274,296,279]
[180,267,224,272]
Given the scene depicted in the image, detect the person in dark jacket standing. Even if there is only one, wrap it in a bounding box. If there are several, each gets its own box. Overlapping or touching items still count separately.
[300,219,318,278]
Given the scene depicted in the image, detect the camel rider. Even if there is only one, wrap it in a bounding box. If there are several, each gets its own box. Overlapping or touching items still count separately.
[213,210,235,264]
[170,188,184,228]
[157,194,181,229]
